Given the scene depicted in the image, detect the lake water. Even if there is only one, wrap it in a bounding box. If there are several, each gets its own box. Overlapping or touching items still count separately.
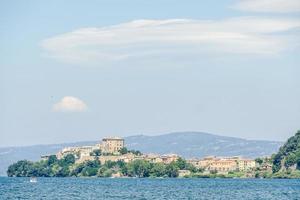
[1,177,300,199]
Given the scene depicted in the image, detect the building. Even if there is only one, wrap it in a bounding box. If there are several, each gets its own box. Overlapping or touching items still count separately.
[56,145,98,160]
[187,156,256,173]
[101,137,124,154]
[142,154,163,163]
[260,162,273,171]
[160,154,179,164]
[237,159,256,171]
[178,170,191,177]
[208,159,237,172]
[76,155,95,164]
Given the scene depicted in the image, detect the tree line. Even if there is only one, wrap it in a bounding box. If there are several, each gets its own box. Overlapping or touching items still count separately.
[7,154,199,178]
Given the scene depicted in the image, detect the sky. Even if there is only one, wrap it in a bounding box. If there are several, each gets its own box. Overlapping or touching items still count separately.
[0,0,300,147]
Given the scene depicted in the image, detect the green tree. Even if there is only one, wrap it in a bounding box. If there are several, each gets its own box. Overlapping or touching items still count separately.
[116,160,126,169]
[56,166,70,177]
[119,147,128,155]
[127,160,151,177]
[150,163,166,177]
[81,167,98,176]
[90,149,102,157]
[255,158,263,165]
[61,154,75,166]
[86,160,101,168]
[285,153,297,168]
[70,163,85,176]
[128,150,142,156]
[7,160,34,177]
[165,162,179,178]
[30,161,52,177]
[296,151,300,170]
[97,166,113,177]
[186,163,198,173]
[47,155,58,166]
[79,160,101,176]
[175,157,187,170]
[104,160,117,168]
[117,161,128,175]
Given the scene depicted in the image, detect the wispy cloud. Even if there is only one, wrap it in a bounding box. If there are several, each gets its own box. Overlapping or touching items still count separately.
[53,96,88,112]
[232,0,300,13]
[41,17,300,65]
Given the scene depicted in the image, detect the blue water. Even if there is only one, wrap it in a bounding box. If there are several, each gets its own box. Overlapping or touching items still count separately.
[1,177,300,200]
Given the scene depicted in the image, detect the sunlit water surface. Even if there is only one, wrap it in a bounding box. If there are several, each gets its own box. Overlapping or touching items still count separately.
[1,177,300,199]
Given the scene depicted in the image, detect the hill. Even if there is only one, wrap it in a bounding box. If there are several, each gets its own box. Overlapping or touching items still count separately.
[0,132,283,176]
[125,132,282,158]
[272,130,300,172]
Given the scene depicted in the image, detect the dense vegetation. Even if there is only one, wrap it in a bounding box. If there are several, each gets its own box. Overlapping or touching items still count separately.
[7,154,75,177]
[118,147,142,156]
[246,130,300,179]
[7,155,199,178]
[89,148,142,157]
[272,130,300,173]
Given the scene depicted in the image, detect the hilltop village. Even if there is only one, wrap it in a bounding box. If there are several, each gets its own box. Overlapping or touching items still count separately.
[8,131,300,178]
[49,137,178,166]
[40,137,256,177]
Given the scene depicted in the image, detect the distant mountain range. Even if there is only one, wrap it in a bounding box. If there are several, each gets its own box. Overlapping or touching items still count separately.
[0,132,283,176]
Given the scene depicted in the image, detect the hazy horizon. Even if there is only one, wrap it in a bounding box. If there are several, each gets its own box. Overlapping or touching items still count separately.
[0,130,288,148]
[1,0,299,147]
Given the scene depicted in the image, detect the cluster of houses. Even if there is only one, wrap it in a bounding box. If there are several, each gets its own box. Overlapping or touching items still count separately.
[187,156,256,173]
[42,137,256,173]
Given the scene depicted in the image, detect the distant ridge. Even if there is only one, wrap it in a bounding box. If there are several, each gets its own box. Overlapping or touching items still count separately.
[125,132,282,158]
[0,132,283,176]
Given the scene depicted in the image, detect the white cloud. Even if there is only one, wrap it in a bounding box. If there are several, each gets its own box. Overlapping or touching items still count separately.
[41,17,300,65]
[232,0,300,13]
[53,96,88,112]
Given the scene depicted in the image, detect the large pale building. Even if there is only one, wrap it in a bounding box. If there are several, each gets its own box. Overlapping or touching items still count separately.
[101,137,124,154]
[208,159,238,172]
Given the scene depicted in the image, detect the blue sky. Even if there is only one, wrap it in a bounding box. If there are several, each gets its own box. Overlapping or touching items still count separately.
[1,0,300,147]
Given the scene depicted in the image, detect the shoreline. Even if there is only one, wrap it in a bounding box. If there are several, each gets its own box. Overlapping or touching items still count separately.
[2,176,300,179]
